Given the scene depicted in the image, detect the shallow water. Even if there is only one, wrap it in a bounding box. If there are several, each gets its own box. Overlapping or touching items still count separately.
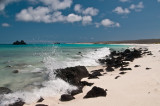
[0,44,129,105]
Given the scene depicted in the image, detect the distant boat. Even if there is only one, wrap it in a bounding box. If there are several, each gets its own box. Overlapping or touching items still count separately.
[12,40,27,45]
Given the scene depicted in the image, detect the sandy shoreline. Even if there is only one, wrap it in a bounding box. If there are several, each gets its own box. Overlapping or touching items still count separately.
[25,44,160,106]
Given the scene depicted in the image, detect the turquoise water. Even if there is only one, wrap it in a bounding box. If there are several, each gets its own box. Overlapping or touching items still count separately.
[0,44,130,105]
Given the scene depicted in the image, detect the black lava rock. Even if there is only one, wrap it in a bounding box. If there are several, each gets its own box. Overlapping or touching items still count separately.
[83,86,107,98]
[12,70,19,73]
[106,66,114,72]
[119,72,127,75]
[134,65,140,67]
[37,97,44,102]
[80,81,94,86]
[35,104,48,106]
[88,74,99,79]
[91,69,104,73]
[146,67,151,70]
[91,71,102,77]
[71,88,83,96]
[120,67,132,71]
[0,87,12,95]
[56,66,89,86]
[60,94,75,101]
[115,76,120,79]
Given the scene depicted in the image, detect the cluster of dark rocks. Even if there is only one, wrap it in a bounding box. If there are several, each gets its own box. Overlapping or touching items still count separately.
[12,40,27,45]
[0,48,152,106]
[98,48,151,73]
[55,66,107,101]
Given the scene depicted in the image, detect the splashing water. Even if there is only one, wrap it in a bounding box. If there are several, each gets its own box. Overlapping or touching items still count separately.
[0,44,129,105]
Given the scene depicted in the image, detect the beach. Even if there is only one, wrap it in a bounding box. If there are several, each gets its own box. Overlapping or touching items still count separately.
[21,44,160,106]
[1,44,160,106]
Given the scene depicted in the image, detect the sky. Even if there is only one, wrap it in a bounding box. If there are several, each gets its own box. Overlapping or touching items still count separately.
[0,0,160,43]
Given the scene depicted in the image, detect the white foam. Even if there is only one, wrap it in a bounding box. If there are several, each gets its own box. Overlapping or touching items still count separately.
[0,78,77,105]
[43,47,110,70]
[0,47,110,105]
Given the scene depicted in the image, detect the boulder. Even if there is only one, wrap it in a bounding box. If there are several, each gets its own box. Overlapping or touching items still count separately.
[115,76,120,79]
[0,87,12,95]
[146,67,151,70]
[60,94,75,101]
[106,66,114,72]
[37,97,44,102]
[91,71,102,77]
[91,69,104,73]
[88,74,99,79]
[35,104,48,106]
[134,65,140,67]
[80,81,94,86]
[98,59,106,64]
[12,70,19,73]
[55,66,89,86]
[120,67,132,71]
[83,86,107,98]
[119,72,127,75]
[71,88,83,96]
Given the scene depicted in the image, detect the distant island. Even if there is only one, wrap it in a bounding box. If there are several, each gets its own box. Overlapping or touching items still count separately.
[12,40,27,45]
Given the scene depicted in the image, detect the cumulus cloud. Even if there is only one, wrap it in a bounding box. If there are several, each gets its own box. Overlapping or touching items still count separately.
[66,14,82,23]
[82,16,92,25]
[113,1,144,15]
[40,0,72,10]
[0,0,19,11]
[158,0,160,2]
[101,19,120,27]
[74,4,82,13]
[0,0,72,11]
[1,23,10,27]
[113,6,130,14]
[16,6,51,23]
[96,19,120,28]
[130,2,144,12]
[16,6,89,24]
[74,4,99,16]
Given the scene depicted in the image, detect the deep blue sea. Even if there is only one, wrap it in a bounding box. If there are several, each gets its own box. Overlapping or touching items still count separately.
[0,44,130,105]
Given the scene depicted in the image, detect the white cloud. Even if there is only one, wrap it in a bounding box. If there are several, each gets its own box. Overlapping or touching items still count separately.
[101,19,120,27]
[74,4,99,16]
[74,4,82,13]
[113,6,130,14]
[1,23,10,27]
[119,0,130,2]
[0,0,72,11]
[40,0,72,10]
[82,7,99,16]
[16,6,52,23]
[158,0,160,2]
[96,19,120,28]
[66,14,82,23]
[130,2,144,12]
[0,0,19,11]
[82,16,92,25]
[16,6,85,24]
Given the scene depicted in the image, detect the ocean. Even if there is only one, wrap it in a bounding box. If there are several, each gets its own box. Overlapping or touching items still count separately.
[0,44,130,105]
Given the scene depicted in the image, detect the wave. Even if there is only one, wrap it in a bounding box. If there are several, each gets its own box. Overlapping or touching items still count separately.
[0,47,110,105]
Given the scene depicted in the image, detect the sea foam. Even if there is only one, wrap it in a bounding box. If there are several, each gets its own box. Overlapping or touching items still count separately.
[0,47,110,105]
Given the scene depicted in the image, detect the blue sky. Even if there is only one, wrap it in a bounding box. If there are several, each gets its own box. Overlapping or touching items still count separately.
[0,0,160,43]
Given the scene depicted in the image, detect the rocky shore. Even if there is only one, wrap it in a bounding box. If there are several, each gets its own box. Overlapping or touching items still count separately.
[1,44,160,106]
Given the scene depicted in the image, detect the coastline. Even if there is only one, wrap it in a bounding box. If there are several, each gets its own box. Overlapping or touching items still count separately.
[23,44,160,106]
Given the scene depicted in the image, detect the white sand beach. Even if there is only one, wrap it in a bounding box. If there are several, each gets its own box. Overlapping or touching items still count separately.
[25,44,160,106]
